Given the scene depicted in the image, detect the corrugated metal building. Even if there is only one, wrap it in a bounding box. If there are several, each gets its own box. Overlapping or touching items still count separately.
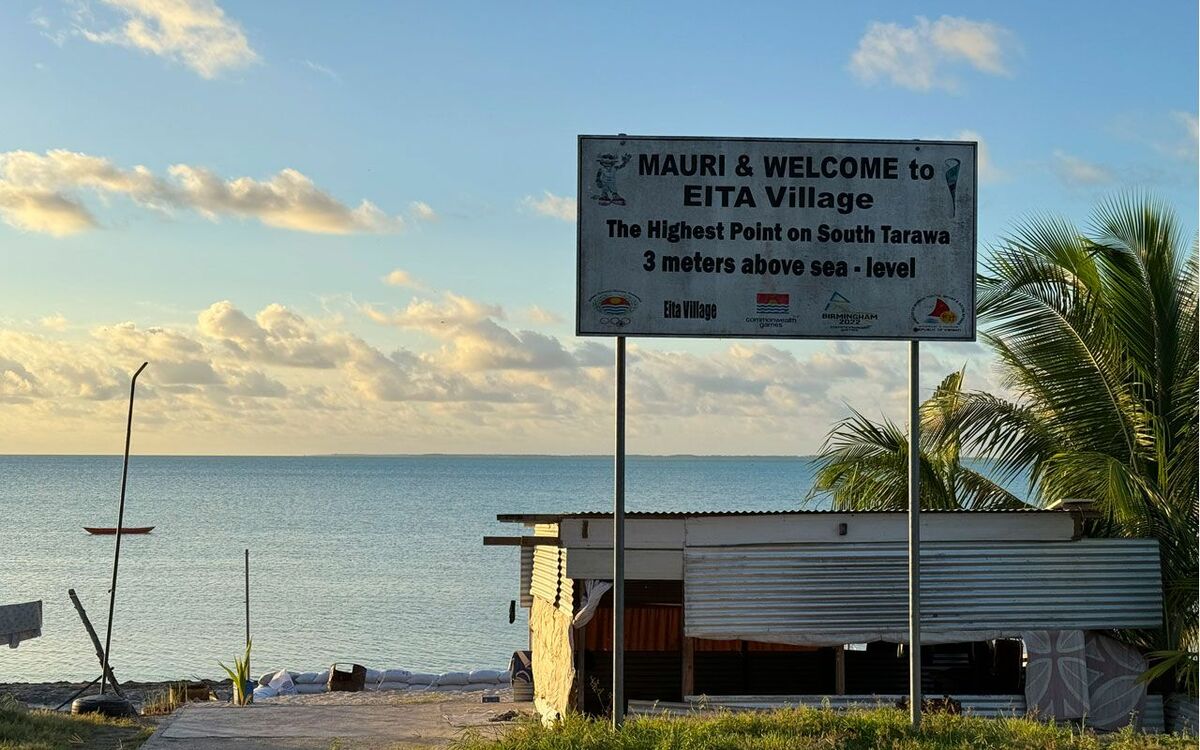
[488,509,1165,729]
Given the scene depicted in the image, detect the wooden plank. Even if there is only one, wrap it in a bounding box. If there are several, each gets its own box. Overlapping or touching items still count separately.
[834,646,845,695]
[482,535,562,547]
[682,637,695,698]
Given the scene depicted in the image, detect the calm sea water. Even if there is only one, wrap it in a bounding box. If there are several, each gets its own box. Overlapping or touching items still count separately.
[1,455,1027,682]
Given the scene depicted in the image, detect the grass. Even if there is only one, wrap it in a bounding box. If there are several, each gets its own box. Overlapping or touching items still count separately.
[139,681,189,716]
[0,694,152,750]
[451,707,1197,750]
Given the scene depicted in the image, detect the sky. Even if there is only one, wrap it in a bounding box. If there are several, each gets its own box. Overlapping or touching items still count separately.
[0,0,1196,456]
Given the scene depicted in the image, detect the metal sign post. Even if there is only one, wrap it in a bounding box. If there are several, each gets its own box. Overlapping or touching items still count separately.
[908,341,922,727]
[612,337,627,727]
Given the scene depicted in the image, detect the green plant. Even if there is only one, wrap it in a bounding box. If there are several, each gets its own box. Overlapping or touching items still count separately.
[808,368,1031,510]
[218,640,253,706]
[140,682,191,716]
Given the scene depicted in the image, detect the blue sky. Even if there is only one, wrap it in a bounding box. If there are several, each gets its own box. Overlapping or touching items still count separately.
[0,1,1195,455]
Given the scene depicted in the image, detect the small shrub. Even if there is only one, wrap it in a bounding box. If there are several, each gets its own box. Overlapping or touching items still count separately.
[217,640,253,707]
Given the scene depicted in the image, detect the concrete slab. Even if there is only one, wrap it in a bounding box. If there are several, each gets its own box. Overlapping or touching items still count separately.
[143,699,523,749]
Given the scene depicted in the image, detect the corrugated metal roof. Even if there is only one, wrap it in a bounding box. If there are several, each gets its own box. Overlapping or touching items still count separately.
[684,539,1162,646]
[499,508,1064,523]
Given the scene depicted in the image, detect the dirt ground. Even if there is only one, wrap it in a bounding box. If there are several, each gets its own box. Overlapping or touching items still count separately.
[141,691,531,749]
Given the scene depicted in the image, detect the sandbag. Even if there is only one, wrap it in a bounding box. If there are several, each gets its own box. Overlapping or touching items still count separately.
[498,670,512,684]
[407,673,437,685]
[294,683,325,694]
[364,668,383,684]
[376,682,411,692]
[267,670,298,696]
[252,685,278,701]
[468,669,502,684]
[435,671,469,686]
[294,671,321,684]
[381,669,412,683]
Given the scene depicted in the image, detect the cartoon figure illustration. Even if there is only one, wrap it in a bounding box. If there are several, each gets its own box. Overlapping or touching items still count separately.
[593,153,632,206]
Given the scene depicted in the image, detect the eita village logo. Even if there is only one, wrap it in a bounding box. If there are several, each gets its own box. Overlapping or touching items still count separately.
[821,292,878,332]
[911,294,965,332]
[590,290,640,327]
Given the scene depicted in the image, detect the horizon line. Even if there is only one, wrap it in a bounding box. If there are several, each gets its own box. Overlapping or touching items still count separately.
[0,452,815,459]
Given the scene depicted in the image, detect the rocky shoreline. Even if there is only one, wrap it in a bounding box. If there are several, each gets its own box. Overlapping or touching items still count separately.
[0,678,234,710]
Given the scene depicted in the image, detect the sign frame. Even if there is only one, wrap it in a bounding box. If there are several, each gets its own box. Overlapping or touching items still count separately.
[576,134,977,343]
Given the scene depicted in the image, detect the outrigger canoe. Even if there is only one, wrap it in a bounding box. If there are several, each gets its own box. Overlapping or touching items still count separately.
[84,526,154,535]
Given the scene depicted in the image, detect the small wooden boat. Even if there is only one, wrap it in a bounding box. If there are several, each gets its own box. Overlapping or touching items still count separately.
[84,526,154,535]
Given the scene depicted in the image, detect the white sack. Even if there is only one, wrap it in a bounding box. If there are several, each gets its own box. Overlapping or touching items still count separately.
[267,669,298,696]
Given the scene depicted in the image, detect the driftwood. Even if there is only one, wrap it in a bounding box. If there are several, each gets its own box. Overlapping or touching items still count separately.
[67,589,124,698]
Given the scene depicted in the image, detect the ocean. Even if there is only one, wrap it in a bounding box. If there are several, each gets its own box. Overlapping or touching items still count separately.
[0,455,1023,682]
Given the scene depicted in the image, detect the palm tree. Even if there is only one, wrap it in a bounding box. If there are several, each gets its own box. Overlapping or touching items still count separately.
[811,195,1197,689]
[808,368,1031,510]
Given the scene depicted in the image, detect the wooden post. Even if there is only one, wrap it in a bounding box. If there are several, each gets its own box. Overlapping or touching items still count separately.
[834,646,846,695]
[573,620,586,711]
[681,636,695,699]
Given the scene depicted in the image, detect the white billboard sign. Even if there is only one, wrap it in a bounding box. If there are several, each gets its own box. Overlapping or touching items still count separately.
[577,136,976,340]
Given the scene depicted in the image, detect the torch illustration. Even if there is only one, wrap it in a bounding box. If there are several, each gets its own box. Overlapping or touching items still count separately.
[944,158,961,217]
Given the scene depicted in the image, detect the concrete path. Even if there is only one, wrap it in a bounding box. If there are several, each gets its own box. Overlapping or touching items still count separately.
[142,699,524,749]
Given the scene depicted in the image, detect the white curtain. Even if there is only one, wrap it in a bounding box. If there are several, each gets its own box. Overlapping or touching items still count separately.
[572,580,612,629]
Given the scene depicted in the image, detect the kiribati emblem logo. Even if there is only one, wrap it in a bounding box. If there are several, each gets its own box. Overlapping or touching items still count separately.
[590,290,640,327]
[756,293,790,314]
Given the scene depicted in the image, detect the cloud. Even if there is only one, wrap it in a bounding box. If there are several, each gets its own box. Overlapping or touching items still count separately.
[1108,111,1199,165]
[382,269,427,290]
[525,306,562,325]
[0,149,409,236]
[850,15,1016,92]
[1161,112,1197,161]
[953,130,1002,182]
[1051,150,1114,186]
[409,201,437,222]
[523,191,576,222]
[364,294,585,372]
[198,300,349,367]
[79,0,257,79]
[302,59,339,81]
[39,314,69,331]
[0,293,994,454]
[167,164,400,234]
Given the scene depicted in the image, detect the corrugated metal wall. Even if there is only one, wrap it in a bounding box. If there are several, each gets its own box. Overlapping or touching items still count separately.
[519,546,534,608]
[531,544,573,614]
[685,540,1161,646]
